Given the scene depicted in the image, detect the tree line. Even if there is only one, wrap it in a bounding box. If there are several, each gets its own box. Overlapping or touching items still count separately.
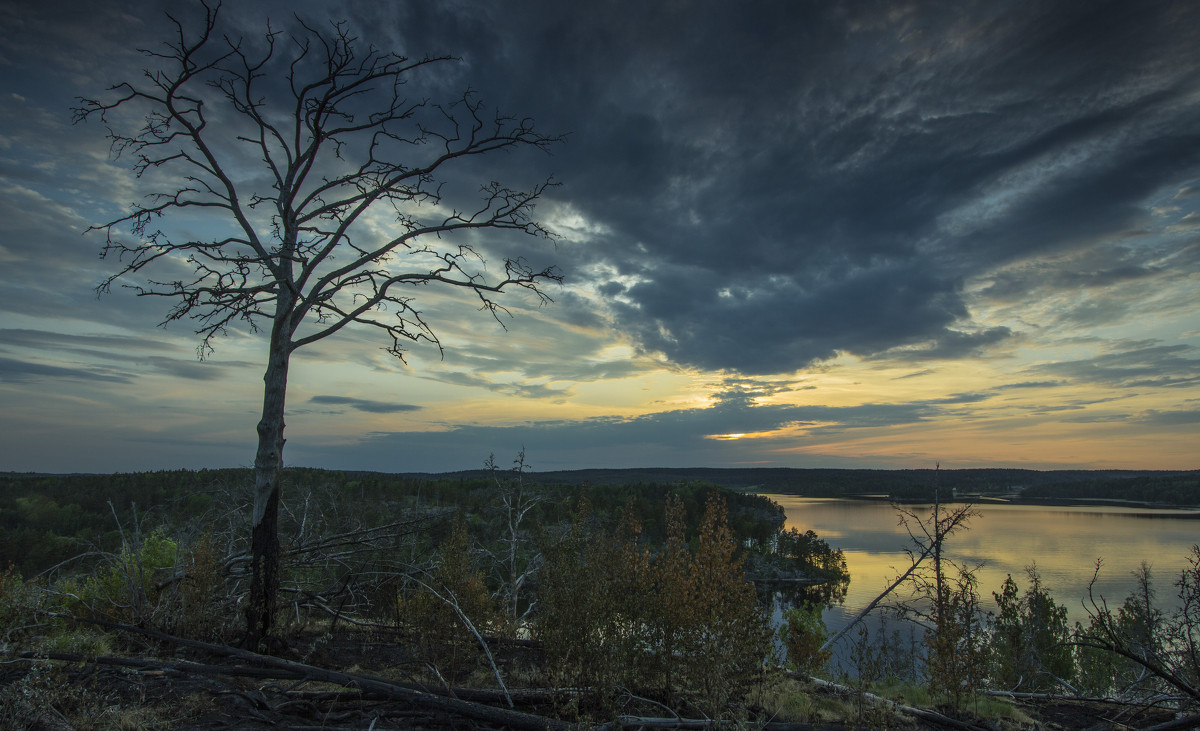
[0,467,794,578]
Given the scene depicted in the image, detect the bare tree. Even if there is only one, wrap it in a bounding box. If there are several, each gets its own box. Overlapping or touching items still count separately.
[73,2,563,649]
[821,469,976,654]
[486,449,542,629]
[1074,552,1200,710]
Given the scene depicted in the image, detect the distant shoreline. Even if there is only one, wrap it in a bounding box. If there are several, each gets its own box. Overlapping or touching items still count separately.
[822,492,1200,513]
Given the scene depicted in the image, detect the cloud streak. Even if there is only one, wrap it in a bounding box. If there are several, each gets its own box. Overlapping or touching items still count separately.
[308,395,423,414]
[0,355,132,384]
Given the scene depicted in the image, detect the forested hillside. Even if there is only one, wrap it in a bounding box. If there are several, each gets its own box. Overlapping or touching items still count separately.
[0,467,787,578]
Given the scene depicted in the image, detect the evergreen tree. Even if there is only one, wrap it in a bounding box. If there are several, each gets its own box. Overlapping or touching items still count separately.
[990,566,1075,692]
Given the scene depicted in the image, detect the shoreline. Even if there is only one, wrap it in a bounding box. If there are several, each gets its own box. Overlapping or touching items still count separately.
[827,493,1200,512]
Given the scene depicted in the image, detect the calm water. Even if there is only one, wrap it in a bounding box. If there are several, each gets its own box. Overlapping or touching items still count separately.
[763,496,1200,638]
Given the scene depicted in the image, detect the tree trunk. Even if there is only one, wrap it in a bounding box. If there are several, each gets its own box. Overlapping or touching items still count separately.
[245,306,292,651]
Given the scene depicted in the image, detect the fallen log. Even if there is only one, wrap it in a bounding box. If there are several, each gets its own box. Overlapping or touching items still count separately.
[18,652,303,681]
[803,675,989,731]
[596,719,843,730]
[58,617,569,731]
[1140,714,1200,731]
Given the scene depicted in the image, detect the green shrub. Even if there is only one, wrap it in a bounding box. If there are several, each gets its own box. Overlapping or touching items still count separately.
[990,566,1075,693]
[924,565,988,708]
[0,564,37,643]
[170,530,233,641]
[60,529,177,626]
[780,603,832,675]
[537,498,648,713]
[399,517,501,682]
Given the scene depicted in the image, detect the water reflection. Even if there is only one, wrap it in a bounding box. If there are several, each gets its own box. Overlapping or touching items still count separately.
[764,495,1200,634]
[758,574,850,613]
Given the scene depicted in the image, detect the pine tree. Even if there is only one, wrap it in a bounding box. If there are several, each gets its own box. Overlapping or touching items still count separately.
[990,567,1074,692]
[686,495,773,715]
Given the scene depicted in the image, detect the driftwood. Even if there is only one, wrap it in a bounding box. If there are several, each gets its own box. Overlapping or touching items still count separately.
[17,650,571,705]
[20,651,304,681]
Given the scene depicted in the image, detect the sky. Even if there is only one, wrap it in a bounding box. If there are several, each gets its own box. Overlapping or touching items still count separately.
[1,0,1198,474]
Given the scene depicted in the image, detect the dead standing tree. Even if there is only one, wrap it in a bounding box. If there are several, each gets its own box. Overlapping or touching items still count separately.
[820,468,976,655]
[73,3,563,649]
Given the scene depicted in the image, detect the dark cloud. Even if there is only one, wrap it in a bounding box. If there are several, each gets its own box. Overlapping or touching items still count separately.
[415,0,1200,375]
[977,241,1181,306]
[894,369,937,380]
[517,359,645,384]
[10,0,1199,378]
[139,356,238,381]
[0,329,249,381]
[1062,413,1134,424]
[308,395,422,414]
[416,370,571,401]
[612,262,974,373]
[713,377,810,405]
[932,393,994,405]
[872,327,1016,362]
[1,0,1198,473]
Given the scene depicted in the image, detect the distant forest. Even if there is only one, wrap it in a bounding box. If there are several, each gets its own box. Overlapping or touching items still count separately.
[0,468,786,579]
[501,466,1200,505]
[3,465,1194,578]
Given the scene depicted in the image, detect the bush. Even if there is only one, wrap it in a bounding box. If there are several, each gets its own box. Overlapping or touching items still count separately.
[0,564,37,645]
[537,494,772,719]
[990,566,1074,693]
[537,498,652,713]
[65,528,178,625]
[1074,557,1200,707]
[684,495,774,714]
[924,565,988,708]
[780,602,832,675]
[170,530,233,641]
[399,517,501,682]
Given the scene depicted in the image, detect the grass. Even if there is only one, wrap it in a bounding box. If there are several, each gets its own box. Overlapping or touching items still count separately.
[867,680,1036,728]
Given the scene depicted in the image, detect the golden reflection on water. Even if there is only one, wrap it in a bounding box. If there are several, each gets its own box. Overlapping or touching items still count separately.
[765,495,1200,623]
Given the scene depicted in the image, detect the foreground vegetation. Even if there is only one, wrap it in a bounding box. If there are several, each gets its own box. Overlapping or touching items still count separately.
[1,464,1197,729]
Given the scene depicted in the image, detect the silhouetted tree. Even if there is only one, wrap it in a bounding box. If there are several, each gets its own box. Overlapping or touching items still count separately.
[1075,556,1200,708]
[820,477,975,655]
[74,2,561,649]
[990,566,1074,693]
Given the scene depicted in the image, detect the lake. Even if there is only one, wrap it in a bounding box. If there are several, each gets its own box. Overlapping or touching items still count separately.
[763,495,1200,643]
